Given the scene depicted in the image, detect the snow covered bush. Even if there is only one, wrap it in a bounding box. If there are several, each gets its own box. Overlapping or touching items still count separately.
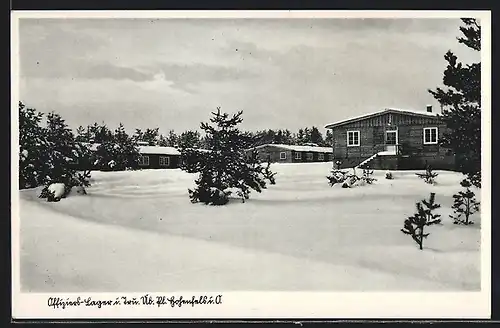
[450,179,480,225]
[183,107,276,206]
[326,169,349,186]
[326,160,350,187]
[385,171,394,180]
[19,102,92,193]
[341,174,360,188]
[39,183,66,202]
[333,167,375,188]
[361,167,376,184]
[416,165,438,184]
[401,192,442,250]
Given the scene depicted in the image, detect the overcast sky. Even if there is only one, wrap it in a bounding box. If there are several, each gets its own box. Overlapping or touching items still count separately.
[18,17,480,135]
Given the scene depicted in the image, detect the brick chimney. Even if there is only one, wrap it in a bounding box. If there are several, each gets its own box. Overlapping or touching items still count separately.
[426,105,433,113]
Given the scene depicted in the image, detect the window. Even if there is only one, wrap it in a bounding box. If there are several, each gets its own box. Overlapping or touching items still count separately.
[138,155,150,166]
[306,153,313,161]
[295,152,302,160]
[159,156,170,167]
[423,127,438,145]
[318,153,324,161]
[280,152,287,160]
[328,153,334,161]
[347,131,360,146]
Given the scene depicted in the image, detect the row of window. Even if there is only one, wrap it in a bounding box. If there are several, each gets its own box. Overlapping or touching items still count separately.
[346,127,439,147]
[138,155,170,166]
[279,152,333,161]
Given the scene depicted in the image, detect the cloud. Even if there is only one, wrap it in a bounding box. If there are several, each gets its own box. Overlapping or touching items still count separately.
[17,17,482,134]
[138,62,258,93]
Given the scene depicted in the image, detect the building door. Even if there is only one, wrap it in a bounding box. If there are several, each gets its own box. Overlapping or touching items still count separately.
[385,130,398,154]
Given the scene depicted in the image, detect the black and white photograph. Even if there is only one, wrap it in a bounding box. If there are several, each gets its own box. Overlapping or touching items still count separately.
[11,10,491,319]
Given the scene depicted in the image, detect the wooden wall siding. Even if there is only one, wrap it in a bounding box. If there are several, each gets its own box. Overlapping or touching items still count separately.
[398,123,449,157]
[252,146,332,163]
[333,127,385,159]
[360,154,455,171]
[331,113,454,169]
[254,146,293,163]
[140,154,181,169]
[333,122,449,157]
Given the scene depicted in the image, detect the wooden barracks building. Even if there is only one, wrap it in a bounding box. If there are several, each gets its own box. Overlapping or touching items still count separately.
[324,106,456,170]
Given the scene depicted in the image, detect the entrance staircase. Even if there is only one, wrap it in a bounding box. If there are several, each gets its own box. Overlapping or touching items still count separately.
[356,151,398,170]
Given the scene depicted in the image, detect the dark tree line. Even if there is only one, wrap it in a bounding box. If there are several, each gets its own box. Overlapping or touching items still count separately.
[76,122,333,150]
[249,127,333,147]
[76,124,208,149]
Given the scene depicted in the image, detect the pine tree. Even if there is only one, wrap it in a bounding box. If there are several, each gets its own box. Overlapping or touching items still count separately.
[310,126,324,145]
[167,129,178,147]
[428,18,481,187]
[361,167,376,184]
[43,112,80,188]
[133,128,144,142]
[158,134,169,147]
[178,130,201,149]
[19,102,49,188]
[143,128,160,145]
[401,193,442,250]
[450,179,480,225]
[184,107,276,205]
[283,129,294,145]
[275,130,284,144]
[296,129,305,145]
[37,111,92,198]
[95,123,139,171]
[303,127,311,144]
[75,126,89,142]
[325,130,334,147]
[416,165,439,184]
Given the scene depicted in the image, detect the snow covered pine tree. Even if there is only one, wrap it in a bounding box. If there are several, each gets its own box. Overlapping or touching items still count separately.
[39,112,94,200]
[184,107,276,205]
[401,193,442,250]
[19,102,49,189]
[95,123,139,171]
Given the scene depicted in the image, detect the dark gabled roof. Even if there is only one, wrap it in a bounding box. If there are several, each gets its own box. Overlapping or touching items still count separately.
[324,108,440,129]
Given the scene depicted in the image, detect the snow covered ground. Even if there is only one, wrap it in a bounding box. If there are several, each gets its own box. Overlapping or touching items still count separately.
[18,163,481,292]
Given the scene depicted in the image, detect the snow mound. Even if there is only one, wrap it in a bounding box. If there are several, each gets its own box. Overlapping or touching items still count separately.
[47,183,65,199]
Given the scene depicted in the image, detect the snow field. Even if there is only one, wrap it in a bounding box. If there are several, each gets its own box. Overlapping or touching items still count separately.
[19,163,481,291]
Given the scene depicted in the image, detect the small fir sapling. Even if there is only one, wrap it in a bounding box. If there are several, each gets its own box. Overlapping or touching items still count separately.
[361,166,376,184]
[416,165,439,184]
[401,192,442,250]
[450,179,480,225]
